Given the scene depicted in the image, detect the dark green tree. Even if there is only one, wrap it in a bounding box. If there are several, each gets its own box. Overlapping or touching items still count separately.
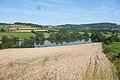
[2,36,9,44]
[0,29,6,32]
[21,37,34,48]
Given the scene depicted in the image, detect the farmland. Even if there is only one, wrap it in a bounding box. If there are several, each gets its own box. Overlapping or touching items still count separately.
[79,32,120,38]
[101,32,120,38]
[1,0,120,80]
[0,25,33,31]
[0,43,117,80]
[0,23,120,80]
[0,32,35,40]
[0,24,48,40]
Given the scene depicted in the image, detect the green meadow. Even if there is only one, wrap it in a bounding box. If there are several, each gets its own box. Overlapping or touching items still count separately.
[103,42,120,77]
[0,32,35,40]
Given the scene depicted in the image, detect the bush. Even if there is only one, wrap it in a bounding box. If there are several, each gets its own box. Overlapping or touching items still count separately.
[116,52,120,59]
[0,44,3,49]
[103,42,120,79]
[0,29,6,32]
[104,40,112,45]
[90,32,106,42]
[103,45,110,53]
[31,30,36,34]
[21,37,35,48]
[2,36,9,44]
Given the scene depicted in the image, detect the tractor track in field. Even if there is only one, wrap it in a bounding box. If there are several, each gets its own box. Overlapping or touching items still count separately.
[0,43,118,80]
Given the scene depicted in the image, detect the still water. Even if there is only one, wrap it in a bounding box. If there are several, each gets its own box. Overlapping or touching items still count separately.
[34,38,92,48]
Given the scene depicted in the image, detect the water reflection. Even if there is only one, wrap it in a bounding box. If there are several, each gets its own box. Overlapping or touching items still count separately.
[34,38,91,48]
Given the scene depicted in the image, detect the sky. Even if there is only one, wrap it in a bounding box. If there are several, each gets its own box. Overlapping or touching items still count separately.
[0,0,120,25]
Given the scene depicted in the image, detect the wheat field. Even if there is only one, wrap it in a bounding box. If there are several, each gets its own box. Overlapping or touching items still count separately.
[0,43,117,80]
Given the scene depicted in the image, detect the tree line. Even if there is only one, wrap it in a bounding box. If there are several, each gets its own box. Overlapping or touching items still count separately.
[0,28,120,49]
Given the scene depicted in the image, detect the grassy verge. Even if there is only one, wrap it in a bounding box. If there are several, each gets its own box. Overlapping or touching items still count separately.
[103,42,120,79]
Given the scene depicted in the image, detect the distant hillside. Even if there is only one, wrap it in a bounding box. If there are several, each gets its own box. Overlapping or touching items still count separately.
[57,23,120,28]
[0,22,48,29]
[0,22,41,26]
[0,22,120,28]
[0,23,12,25]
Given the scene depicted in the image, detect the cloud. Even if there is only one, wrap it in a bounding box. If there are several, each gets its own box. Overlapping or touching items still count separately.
[28,0,74,14]
[0,7,35,15]
[47,0,73,4]
[79,0,120,23]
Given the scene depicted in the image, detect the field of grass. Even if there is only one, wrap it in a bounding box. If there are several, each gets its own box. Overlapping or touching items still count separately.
[0,25,9,31]
[0,25,46,40]
[0,32,35,40]
[44,32,49,38]
[0,25,41,32]
[103,42,120,78]
[9,25,33,28]
[0,25,32,29]
[102,32,120,38]
[79,32,120,37]
[103,42,120,59]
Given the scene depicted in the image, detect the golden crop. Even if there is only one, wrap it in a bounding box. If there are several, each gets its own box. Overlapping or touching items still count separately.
[0,43,117,80]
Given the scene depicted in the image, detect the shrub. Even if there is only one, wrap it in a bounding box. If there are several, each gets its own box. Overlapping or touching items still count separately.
[0,44,3,49]
[0,29,6,32]
[103,45,110,53]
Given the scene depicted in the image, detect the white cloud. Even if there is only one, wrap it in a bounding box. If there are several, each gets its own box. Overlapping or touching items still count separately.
[0,7,35,15]
[47,0,73,4]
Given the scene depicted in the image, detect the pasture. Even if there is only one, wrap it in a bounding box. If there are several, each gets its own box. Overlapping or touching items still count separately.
[0,32,35,40]
[102,32,120,38]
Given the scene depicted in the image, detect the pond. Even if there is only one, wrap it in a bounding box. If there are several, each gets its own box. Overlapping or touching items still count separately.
[34,38,92,48]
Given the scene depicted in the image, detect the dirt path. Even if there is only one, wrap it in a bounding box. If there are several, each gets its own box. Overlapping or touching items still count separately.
[0,43,117,80]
